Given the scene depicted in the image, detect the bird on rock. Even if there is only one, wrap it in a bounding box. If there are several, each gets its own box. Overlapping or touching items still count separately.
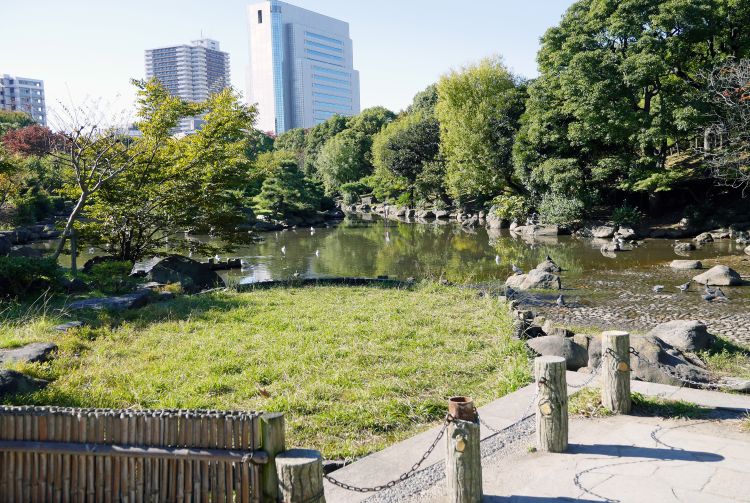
[653,285,664,293]
[677,281,691,292]
[511,264,524,275]
[715,287,728,300]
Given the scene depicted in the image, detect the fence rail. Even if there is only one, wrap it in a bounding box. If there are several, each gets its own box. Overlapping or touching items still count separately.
[0,406,263,503]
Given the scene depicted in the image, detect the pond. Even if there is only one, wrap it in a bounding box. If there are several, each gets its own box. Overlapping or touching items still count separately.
[41,215,750,345]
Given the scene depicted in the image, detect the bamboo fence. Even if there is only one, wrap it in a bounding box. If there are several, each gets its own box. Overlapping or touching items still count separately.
[0,405,264,503]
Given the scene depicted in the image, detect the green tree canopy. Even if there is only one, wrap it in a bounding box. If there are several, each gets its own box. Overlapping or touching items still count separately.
[436,57,527,206]
[372,112,440,203]
[316,129,370,195]
[513,0,750,201]
[253,160,322,219]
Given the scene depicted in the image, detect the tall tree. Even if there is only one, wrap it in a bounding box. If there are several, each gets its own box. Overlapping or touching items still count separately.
[315,129,370,195]
[372,112,440,203]
[513,0,750,201]
[78,81,258,261]
[436,57,527,206]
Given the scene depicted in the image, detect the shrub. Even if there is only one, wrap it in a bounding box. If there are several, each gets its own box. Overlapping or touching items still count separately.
[339,181,371,205]
[611,203,645,227]
[490,194,528,222]
[538,193,586,225]
[85,260,136,294]
[0,257,62,297]
[11,191,55,225]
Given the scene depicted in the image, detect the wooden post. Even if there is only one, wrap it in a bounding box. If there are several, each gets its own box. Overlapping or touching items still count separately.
[601,331,631,414]
[445,397,482,503]
[275,449,325,503]
[260,413,285,503]
[534,356,568,453]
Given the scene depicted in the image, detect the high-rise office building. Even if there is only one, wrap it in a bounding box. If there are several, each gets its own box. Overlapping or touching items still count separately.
[0,74,47,126]
[246,0,361,134]
[145,39,230,134]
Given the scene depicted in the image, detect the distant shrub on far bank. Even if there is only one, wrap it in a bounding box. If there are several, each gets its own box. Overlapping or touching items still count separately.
[538,194,586,226]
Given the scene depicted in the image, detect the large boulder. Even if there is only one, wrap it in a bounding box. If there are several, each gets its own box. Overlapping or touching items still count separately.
[131,255,225,293]
[527,336,588,370]
[0,370,48,396]
[692,265,743,286]
[670,260,702,270]
[0,342,57,365]
[587,335,711,386]
[591,225,615,239]
[745,245,750,256]
[505,269,562,291]
[647,321,715,353]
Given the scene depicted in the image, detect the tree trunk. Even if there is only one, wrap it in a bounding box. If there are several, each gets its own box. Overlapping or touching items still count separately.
[601,331,631,414]
[534,356,568,453]
[52,192,87,261]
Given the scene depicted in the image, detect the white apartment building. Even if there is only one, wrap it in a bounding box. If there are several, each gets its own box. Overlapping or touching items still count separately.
[246,0,361,134]
[0,74,47,126]
[145,39,230,134]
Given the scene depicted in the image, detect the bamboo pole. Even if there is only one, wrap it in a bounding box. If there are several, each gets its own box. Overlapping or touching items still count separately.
[275,449,325,503]
[445,397,482,503]
[601,331,632,414]
[261,413,286,503]
[535,356,568,453]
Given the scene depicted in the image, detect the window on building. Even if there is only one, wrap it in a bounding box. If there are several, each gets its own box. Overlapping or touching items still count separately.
[258,10,263,23]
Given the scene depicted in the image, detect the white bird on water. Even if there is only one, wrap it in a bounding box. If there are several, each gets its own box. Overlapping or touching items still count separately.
[385,231,391,243]
[495,255,501,265]
[241,259,251,270]
[214,254,221,262]
[315,249,320,257]
[281,246,286,255]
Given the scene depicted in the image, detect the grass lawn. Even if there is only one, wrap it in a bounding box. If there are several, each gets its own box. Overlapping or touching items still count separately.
[0,283,530,459]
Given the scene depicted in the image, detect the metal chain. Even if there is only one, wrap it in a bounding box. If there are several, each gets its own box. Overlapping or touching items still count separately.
[324,413,454,493]
[567,358,604,389]
[628,347,728,391]
[478,388,539,435]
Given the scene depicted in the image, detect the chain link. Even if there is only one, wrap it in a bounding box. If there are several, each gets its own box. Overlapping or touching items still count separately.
[567,358,604,389]
[629,347,728,391]
[324,413,455,493]
[478,388,538,435]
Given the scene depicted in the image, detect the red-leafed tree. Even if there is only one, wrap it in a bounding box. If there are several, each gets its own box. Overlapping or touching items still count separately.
[2,124,56,157]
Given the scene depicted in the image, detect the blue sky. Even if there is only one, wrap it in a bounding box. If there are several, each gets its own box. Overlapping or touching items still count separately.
[2,0,575,117]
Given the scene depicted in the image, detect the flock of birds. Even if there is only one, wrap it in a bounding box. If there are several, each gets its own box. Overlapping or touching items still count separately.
[654,281,729,302]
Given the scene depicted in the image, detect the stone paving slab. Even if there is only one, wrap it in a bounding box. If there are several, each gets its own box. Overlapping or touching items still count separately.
[408,416,750,503]
[324,373,750,503]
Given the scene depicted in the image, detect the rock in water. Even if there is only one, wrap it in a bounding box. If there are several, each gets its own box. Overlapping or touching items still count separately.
[0,370,48,397]
[647,321,715,352]
[0,342,58,365]
[505,269,562,291]
[527,336,588,370]
[674,242,696,253]
[590,225,615,238]
[670,260,703,270]
[692,265,743,286]
[694,232,714,244]
[131,255,225,293]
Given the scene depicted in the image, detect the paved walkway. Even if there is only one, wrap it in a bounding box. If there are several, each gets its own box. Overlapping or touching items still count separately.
[324,373,750,503]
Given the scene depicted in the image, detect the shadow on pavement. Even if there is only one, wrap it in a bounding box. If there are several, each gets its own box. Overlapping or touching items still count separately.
[568,443,724,462]
[484,497,601,502]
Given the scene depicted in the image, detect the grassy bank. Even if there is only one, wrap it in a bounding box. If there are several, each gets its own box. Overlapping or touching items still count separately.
[0,283,529,459]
